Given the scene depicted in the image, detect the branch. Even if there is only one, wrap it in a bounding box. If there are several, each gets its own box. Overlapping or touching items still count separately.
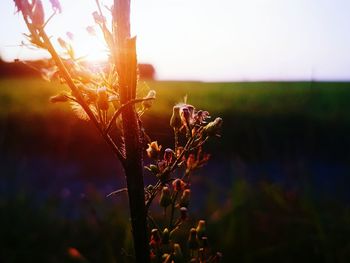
[105,97,155,134]
[38,29,126,165]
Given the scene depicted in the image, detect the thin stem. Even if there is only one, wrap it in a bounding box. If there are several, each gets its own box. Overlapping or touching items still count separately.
[38,29,126,165]
[105,97,155,134]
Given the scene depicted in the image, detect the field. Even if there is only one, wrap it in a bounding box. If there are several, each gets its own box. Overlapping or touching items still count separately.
[1,78,350,262]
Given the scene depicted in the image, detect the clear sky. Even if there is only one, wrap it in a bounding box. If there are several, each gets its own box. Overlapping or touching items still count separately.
[1,0,350,81]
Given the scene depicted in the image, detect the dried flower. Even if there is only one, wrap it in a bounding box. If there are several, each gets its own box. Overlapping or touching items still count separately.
[196,220,206,239]
[188,228,199,250]
[170,106,182,130]
[146,141,162,159]
[195,110,210,125]
[180,107,191,131]
[50,0,62,13]
[159,186,171,208]
[179,189,191,207]
[172,179,185,192]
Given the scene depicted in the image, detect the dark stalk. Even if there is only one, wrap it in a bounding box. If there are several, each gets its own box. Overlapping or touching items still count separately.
[113,1,150,262]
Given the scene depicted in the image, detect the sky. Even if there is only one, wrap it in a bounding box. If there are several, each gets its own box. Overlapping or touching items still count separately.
[1,0,350,81]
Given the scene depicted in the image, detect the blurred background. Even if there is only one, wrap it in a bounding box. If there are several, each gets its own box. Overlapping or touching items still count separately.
[1,0,350,262]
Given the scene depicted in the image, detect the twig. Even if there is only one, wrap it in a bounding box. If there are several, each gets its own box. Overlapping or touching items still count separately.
[106,188,128,198]
[105,97,155,134]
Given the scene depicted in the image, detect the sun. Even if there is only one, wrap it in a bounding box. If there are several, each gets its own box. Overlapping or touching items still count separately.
[68,33,109,63]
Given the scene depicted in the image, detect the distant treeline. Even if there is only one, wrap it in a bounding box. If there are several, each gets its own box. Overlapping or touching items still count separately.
[0,59,155,80]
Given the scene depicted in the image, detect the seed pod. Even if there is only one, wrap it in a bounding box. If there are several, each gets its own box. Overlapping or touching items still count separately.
[179,189,191,207]
[159,187,171,208]
[180,207,188,221]
[187,228,199,250]
[170,106,182,130]
[163,148,175,164]
[149,228,161,249]
[162,228,170,245]
[202,117,223,137]
[173,243,184,263]
[172,179,185,192]
[180,107,191,132]
[196,220,206,239]
[146,141,162,159]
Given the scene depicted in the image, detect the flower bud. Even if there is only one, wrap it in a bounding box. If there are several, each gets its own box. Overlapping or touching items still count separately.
[58,37,68,49]
[14,0,31,17]
[50,0,62,13]
[86,26,96,36]
[179,189,191,207]
[31,0,45,27]
[142,90,156,109]
[173,243,183,262]
[163,148,174,164]
[97,87,109,111]
[149,228,161,249]
[146,141,162,159]
[66,31,74,41]
[170,106,182,130]
[92,11,106,24]
[172,179,185,192]
[202,117,223,137]
[186,154,196,170]
[180,107,191,130]
[180,207,188,221]
[49,92,69,103]
[196,220,206,239]
[159,187,171,208]
[162,228,170,245]
[187,228,199,250]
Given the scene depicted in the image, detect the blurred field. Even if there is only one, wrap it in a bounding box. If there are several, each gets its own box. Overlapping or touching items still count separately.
[1,77,350,262]
[2,78,350,120]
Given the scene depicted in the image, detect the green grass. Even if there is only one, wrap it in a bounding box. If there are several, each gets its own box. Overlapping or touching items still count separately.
[1,77,350,122]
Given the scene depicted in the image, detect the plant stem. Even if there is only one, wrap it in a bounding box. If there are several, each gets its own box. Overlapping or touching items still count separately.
[113,0,150,262]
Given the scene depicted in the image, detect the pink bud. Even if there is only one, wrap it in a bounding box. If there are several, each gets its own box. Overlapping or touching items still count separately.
[86,26,96,36]
[31,0,45,27]
[66,32,74,41]
[92,11,106,24]
[49,0,62,13]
